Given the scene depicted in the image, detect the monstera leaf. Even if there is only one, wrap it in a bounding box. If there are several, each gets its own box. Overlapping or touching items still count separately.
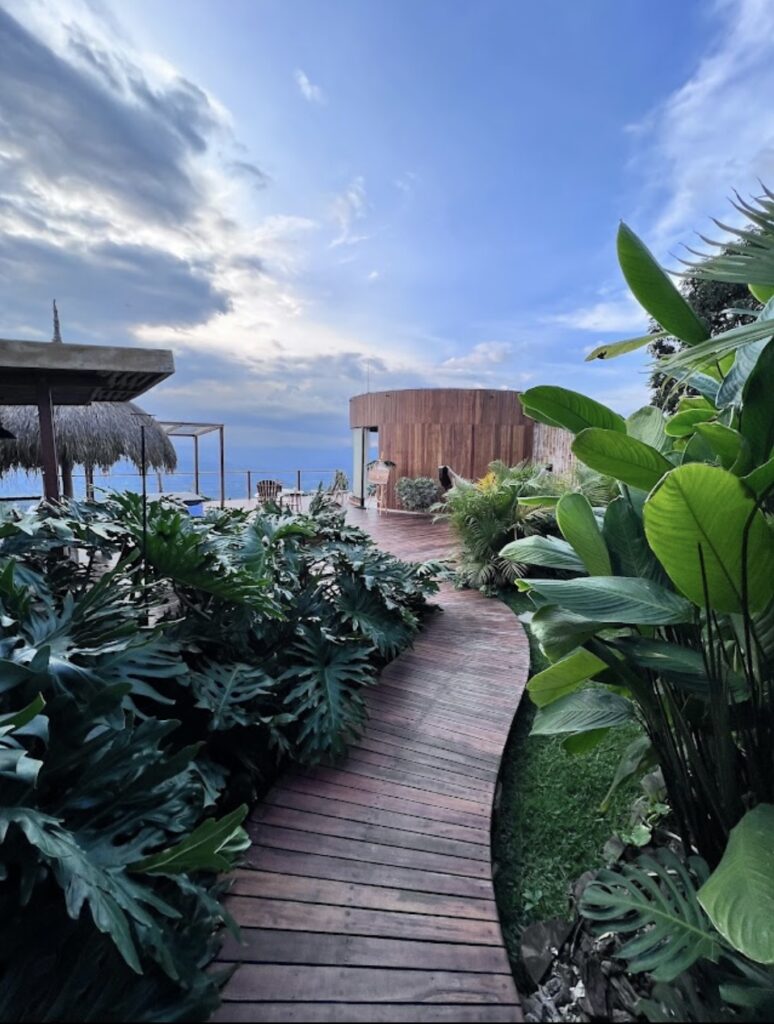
[0,808,178,974]
[580,847,721,982]
[132,805,250,875]
[283,630,375,762]
[336,578,415,657]
[0,695,46,785]
[190,663,280,731]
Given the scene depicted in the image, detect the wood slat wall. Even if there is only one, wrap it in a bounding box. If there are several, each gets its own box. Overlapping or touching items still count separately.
[213,510,529,1023]
[350,389,535,509]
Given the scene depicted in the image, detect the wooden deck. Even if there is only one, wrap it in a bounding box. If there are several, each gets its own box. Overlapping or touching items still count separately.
[214,509,529,1022]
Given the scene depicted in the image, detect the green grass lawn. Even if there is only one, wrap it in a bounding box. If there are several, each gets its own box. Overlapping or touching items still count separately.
[492,591,639,971]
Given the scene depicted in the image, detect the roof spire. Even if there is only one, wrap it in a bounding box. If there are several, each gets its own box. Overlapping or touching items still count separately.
[52,299,62,343]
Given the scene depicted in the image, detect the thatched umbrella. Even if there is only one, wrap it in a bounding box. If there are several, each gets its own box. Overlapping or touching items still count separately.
[0,401,177,498]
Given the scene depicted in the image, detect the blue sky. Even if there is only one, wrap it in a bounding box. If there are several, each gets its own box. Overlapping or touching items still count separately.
[2,0,774,485]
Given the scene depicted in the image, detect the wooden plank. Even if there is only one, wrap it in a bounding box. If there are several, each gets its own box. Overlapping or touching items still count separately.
[224,897,504,945]
[264,787,486,845]
[214,1003,521,1022]
[219,928,510,972]
[229,870,499,921]
[307,758,492,803]
[221,964,518,1003]
[243,847,494,900]
[353,736,498,783]
[246,825,490,879]
[295,767,491,818]
[281,775,489,829]
[252,806,490,861]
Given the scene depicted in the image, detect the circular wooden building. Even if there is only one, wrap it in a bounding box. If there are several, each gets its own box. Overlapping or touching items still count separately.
[349,387,572,510]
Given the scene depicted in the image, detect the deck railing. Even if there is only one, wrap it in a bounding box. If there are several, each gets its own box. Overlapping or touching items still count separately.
[67,468,344,502]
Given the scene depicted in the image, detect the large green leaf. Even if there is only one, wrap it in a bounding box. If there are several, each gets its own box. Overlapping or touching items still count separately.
[695,423,748,471]
[189,663,279,731]
[572,428,673,491]
[520,386,626,434]
[626,406,670,452]
[556,493,612,575]
[526,647,608,707]
[643,463,774,612]
[698,804,774,966]
[500,535,585,573]
[665,408,716,438]
[520,576,694,624]
[528,605,606,660]
[617,222,709,345]
[740,337,774,466]
[585,330,668,362]
[603,497,664,581]
[132,806,250,875]
[531,686,635,736]
[283,630,375,762]
[744,456,774,499]
[580,848,720,982]
[716,339,769,407]
[658,315,774,375]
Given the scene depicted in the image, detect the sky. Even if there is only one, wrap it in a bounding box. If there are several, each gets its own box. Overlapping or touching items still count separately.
[2,0,774,490]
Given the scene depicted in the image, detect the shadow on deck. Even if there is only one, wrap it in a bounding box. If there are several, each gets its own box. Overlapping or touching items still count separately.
[214,509,529,1022]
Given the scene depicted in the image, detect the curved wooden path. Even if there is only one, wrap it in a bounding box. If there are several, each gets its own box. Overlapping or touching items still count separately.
[215,511,529,1022]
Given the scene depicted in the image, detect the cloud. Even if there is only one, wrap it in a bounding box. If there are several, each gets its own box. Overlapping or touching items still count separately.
[294,68,325,105]
[547,293,648,334]
[630,0,774,254]
[0,6,223,224]
[0,234,229,338]
[442,341,512,369]
[330,176,369,247]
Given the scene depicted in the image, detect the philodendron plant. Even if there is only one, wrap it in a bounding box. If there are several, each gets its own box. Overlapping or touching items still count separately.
[502,192,774,1014]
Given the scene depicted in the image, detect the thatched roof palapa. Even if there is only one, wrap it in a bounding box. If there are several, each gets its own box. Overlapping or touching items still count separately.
[0,402,177,475]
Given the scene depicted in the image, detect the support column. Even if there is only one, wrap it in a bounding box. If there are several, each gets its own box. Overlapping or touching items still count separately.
[352,427,367,509]
[219,425,225,508]
[36,377,60,503]
[193,434,200,494]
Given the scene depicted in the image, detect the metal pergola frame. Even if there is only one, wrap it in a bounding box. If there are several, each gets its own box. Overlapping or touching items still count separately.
[158,421,225,508]
[1,337,174,502]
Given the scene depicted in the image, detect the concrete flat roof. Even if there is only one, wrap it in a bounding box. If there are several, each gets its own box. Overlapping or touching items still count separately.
[0,338,174,404]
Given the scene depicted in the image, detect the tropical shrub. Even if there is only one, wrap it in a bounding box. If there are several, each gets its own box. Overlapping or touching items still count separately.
[395,475,439,512]
[437,460,610,590]
[505,191,774,1017]
[0,493,438,1020]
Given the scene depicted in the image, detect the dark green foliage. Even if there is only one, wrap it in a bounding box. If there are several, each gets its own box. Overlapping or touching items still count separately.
[0,493,438,1020]
[516,197,774,1019]
[649,277,760,412]
[395,476,440,511]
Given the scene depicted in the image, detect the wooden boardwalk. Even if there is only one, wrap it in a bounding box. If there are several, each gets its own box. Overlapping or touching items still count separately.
[215,510,529,1022]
